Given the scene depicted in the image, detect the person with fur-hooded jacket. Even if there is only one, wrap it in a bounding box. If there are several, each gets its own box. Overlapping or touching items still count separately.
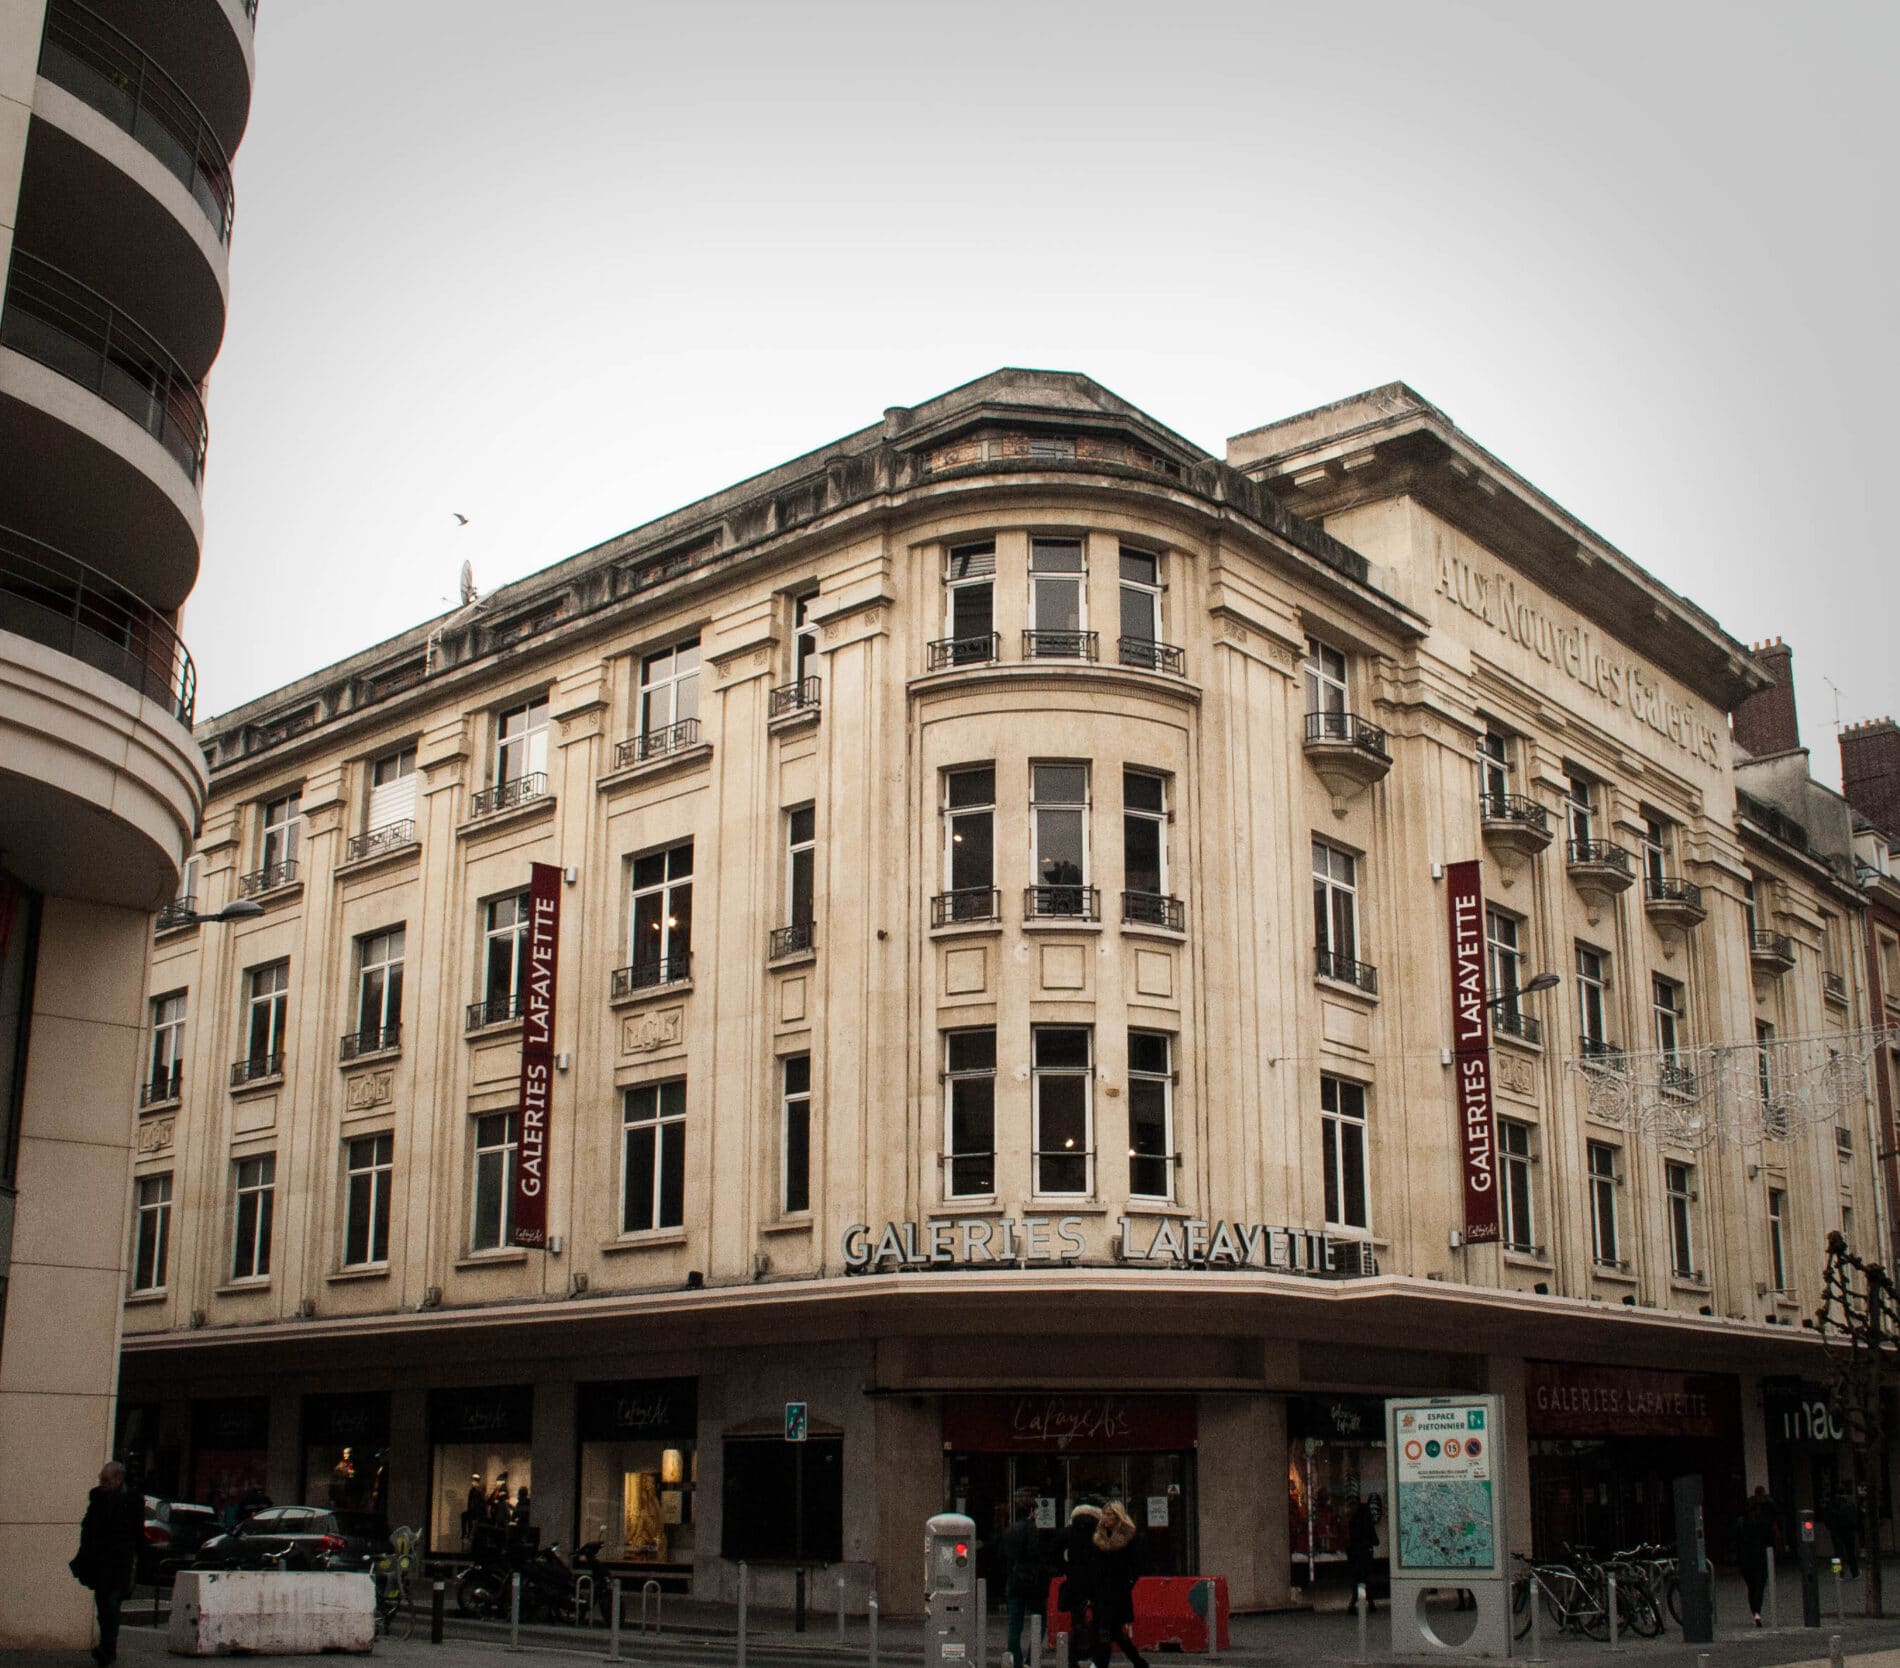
[1089,1502,1149,1668]
[1060,1502,1103,1667]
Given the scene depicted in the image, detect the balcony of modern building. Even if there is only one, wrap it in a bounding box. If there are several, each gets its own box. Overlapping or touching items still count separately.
[1642,874,1708,934]
[97,0,257,171]
[1479,792,1554,863]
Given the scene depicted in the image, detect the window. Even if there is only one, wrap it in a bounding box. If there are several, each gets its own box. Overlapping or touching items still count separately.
[1587,1141,1620,1266]
[941,766,996,918]
[781,1055,811,1216]
[1304,636,1347,716]
[1478,730,1510,807]
[784,806,815,942]
[260,791,300,875]
[1030,762,1090,915]
[1653,975,1683,1060]
[944,1030,995,1198]
[1842,1205,1856,1252]
[495,696,548,787]
[1032,1027,1092,1196]
[147,991,186,1100]
[1756,1020,1776,1108]
[1641,813,1670,887]
[639,640,701,738]
[1666,1161,1695,1278]
[1566,774,1595,845]
[1486,908,1523,1018]
[470,1112,517,1251]
[244,962,289,1068]
[366,745,417,832]
[354,927,404,1049]
[481,892,530,1020]
[132,1173,171,1291]
[1768,1188,1789,1292]
[231,1153,275,1280]
[1027,537,1086,653]
[943,541,995,661]
[1127,1032,1173,1200]
[343,1133,393,1267]
[791,591,818,685]
[175,853,200,909]
[1744,876,1761,938]
[1576,945,1609,1052]
[630,842,694,984]
[1313,841,1360,969]
[622,1079,686,1233]
[1321,1076,1369,1232]
[1119,545,1161,651]
[1500,1120,1533,1253]
[1123,770,1169,904]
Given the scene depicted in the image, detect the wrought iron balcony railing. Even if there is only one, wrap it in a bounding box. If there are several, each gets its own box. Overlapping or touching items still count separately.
[1644,874,1703,909]
[340,1023,401,1062]
[1825,971,1848,1002]
[1480,792,1549,831]
[615,718,701,769]
[1025,884,1100,922]
[229,1052,283,1088]
[928,633,1000,670]
[1022,629,1099,662]
[1304,710,1389,759]
[768,677,820,718]
[1316,947,1379,993]
[347,820,416,863]
[1751,929,1796,965]
[469,772,546,818]
[155,895,196,931]
[466,992,523,1030]
[932,888,1000,926]
[39,0,236,242]
[238,859,297,897]
[1567,838,1632,872]
[768,920,815,959]
[139,1065,181,1106]
[1578,1036,1627,1072]
[1117,636,1185,675]
[610,954,692,997]
[1492,1007,1543,1046]
[1659,1060,1699,1098]
[0,251,208,482]
[2,524,197,722]
[1121,891,1184,931]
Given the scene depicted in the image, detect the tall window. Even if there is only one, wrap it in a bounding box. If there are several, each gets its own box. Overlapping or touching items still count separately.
[147,991,186,1099]
[1123,771,1168,902]
[944,541,995,661]
[470,1112,517,1251]
[245,962,289,1068]
[785,806,815,936]
[630,842,694,983]
[1500,1120,1533,1252]
[1768,1187,1789,1292]
[260,791,300,874]
[343,1133,393,1267]
[1119,546,1161,654]
[1321,1076,1369,1232]
[482,891,530,1018]
[1027,537,1086,653]
[1032,1027,1092,1196]
[132,1174,171,1291]
[639,639,701,737]
[1666,1161,1695,1278]
[1653,975,1683,1060]
[1576,945,1609,1052]
[231,1153,275,1280]
[1641,813,1670,887]
[1485,908,1523,1019]
[1756,1020,1777,1111]
[1030,763,1090,915]
[494,696,548,786]
[1313,841,1360,969]
[173,853,200,910]
[1587,1141,1620,1266]
[1743,876,1761,938]
[355,926,404,1047]
[1127,1032,1173,1200]
[781,1055,811,1216]
[1566,774,1595,845]
[791,591,818,685]
[367,745,417,832]
[1478,730,1510,808]
[1304,636,1347,716]
[944,1029,996,1198]
[622,1079,687,1233]
[942,766,995,918]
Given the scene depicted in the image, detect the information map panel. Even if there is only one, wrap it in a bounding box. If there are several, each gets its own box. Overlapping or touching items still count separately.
[1387,1398,1502,1574]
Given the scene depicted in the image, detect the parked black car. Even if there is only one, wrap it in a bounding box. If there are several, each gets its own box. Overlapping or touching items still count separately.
[139,1497,220,1585]
[193,1507,391,1571]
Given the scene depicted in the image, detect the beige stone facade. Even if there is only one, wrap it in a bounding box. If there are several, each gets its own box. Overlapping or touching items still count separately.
[120,372,1890,1611]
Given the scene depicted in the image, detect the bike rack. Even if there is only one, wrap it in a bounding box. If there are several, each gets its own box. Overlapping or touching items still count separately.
[574,1573,594,1625]
[640,1578,662,1633]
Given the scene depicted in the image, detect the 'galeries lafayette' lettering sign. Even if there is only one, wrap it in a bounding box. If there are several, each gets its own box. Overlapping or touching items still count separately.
[511,862,561,1250]
[842,1216,1342,1273]
[1524,1361,1736,1439]
[1447,860,1499,1244]
[1433,552,1723,768]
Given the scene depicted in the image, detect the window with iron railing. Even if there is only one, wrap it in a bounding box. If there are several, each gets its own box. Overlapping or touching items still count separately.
[1028,539,1087,660]
[1030,763,1090,916]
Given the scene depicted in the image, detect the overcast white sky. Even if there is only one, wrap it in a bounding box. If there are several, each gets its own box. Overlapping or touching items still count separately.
[194,1,1896,784]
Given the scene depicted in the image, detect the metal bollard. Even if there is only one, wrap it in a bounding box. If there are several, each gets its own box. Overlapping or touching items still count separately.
[1529,1583,1545,1666]
[736,1561,749,1668]
[795,1566,807,1634]
[838,1571,847,1646]
[509,1572,522,1652]
[976,1577,987,1668]
[868,1591,879,1668]
[1767,1553,1779,1630]
[1833,1560,1846,1622]
[641,1579,661,1634]
[606,1579,621,1660]
[431,1580,445,1645]
[1830,1634,1845,1668]
[1608,1569,1620,1652]
[1029,1608,1041,1668]
[1355,1583,1368,1664]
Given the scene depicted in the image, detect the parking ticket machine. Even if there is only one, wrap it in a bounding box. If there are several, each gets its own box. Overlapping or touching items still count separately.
[926,1512,977,1663]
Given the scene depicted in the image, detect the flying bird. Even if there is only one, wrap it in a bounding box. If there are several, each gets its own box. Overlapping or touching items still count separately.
[452,512,470,525]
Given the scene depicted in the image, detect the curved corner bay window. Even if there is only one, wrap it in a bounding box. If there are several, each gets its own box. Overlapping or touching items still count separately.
[942,766,996,918]
[943,541,995,663]
[623,1079,686,1234]
[944,1029,996,1198]
[1028,538,1086,654]
[1123,770,1167,901]
[631,843,694,985]
[1033,1026,1092,1197]
[1119,545,1161,647]
[1128,1032,1173,1200]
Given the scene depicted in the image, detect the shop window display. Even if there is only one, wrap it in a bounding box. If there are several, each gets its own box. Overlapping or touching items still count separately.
[576,1378,698,1571]
[303,1393,390,1515]
[1287,1395,1387,1594]
[428,1386,533,1553]
[191,1396,270,1521]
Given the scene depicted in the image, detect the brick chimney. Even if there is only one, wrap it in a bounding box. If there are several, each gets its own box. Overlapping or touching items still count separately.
[1731,637,1800,757]
[1841,718,1900,838]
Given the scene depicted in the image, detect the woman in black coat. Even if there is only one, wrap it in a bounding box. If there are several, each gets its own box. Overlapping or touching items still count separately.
[1060,1503,1102,1668]
[1089,1502,1149,1668]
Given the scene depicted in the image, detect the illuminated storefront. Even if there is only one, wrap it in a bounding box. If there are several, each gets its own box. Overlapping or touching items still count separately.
[576,1377,698,1574]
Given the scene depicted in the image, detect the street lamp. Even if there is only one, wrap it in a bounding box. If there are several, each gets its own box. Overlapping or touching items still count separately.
[1486,970,1559,1009]
[167,899,265,926]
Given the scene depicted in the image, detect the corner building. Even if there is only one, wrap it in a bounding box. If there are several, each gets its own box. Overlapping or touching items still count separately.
[121,372,1888,1610]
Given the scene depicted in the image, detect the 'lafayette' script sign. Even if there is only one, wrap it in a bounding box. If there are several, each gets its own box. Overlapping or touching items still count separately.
[843,1215,1344,1274]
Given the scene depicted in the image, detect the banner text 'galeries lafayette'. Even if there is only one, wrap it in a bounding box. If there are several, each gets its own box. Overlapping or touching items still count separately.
[842,1216,1353,1274]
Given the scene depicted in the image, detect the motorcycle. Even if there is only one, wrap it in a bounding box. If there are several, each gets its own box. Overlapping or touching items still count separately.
[457,1540,611,1625]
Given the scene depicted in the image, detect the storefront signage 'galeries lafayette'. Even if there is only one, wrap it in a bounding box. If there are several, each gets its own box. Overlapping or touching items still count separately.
[842,1216,1353,1273]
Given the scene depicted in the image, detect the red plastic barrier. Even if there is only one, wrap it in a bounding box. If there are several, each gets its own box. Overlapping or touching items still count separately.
[1044,1574,1230,1652]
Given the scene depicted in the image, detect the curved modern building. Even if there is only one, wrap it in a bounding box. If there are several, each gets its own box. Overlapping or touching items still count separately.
[119,371,1889,1615]
[0,0,253,1644]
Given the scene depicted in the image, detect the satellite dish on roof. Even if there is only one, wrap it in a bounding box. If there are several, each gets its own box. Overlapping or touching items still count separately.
[458,560,478,606]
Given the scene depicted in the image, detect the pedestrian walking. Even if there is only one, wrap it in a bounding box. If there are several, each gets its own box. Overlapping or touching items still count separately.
[70,1460,141,1666]
[1824,1485,1861,1579]
[1734,1485,1781,1625]
[997,1494,1045,1668]
[1089,1501,1149,1668]
[1345,1497,1378,1612]
[1060,1502,1102,1668]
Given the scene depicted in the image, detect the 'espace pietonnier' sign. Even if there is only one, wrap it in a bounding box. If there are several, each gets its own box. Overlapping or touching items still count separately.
[842,1216,1348,1273]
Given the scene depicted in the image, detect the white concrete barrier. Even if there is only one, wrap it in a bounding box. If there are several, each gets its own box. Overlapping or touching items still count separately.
[168,1569,375,1655]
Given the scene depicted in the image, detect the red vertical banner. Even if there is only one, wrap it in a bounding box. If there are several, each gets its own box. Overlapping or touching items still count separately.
[512,861,561,1248]
[1446,860,1500,1244]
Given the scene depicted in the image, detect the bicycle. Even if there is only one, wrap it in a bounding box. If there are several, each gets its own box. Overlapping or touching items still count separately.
[1512,1551,1610,1640]
[374,1527,420,1639]
[1611,1540,1684,1626]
